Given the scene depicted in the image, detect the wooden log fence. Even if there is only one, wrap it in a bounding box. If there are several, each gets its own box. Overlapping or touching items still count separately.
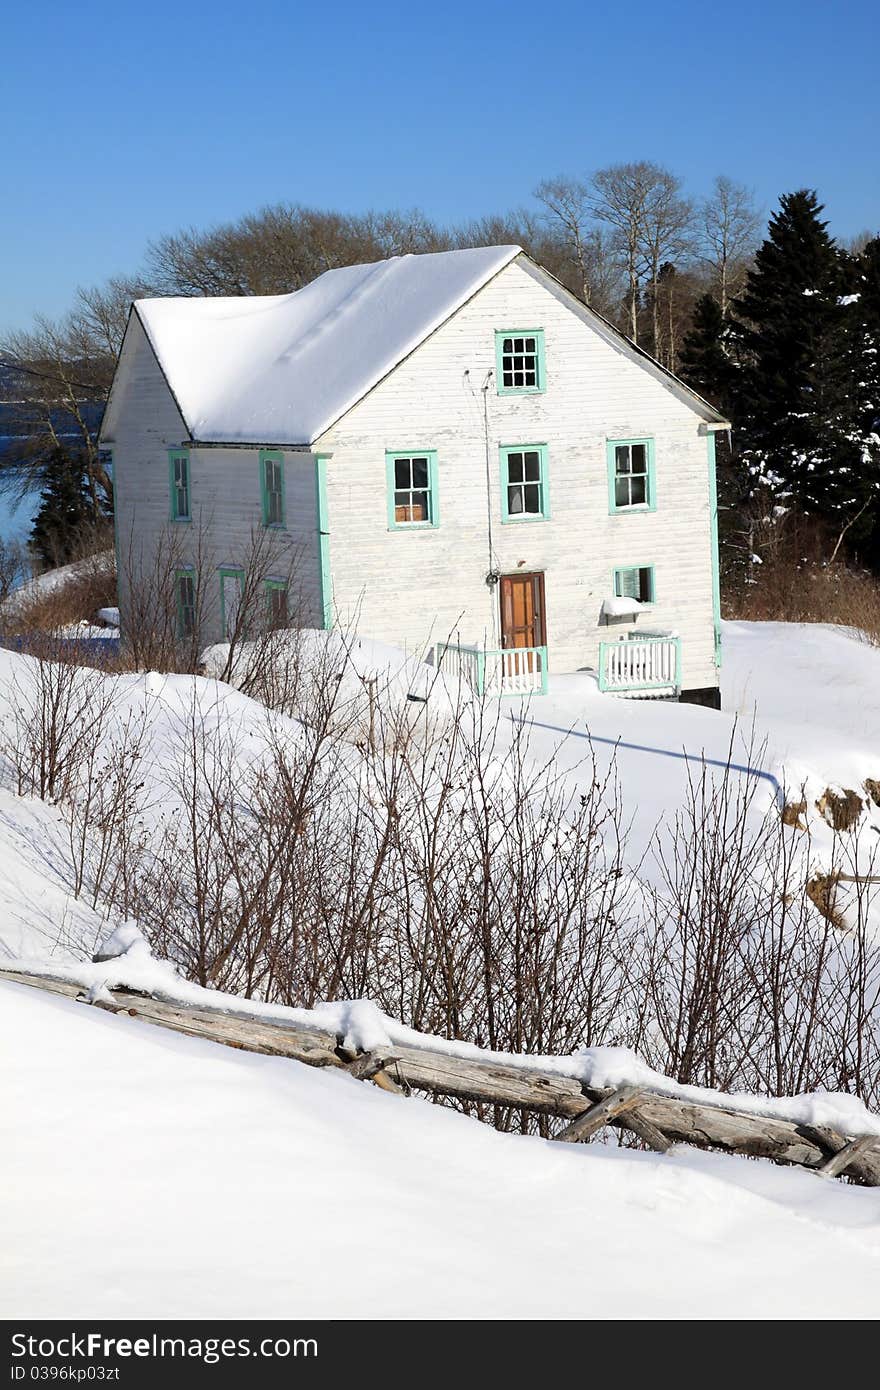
[3,966,878,1186]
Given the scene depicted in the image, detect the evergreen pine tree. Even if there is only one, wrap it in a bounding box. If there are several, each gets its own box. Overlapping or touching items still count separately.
[730,190,876,538]
[31,448,97,568]
[679,293,733,410]
[848,236,880,563]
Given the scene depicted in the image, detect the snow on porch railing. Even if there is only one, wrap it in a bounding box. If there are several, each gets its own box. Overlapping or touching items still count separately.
[435,642,484,693]
[598,635,682,697]
[436,643,548,697]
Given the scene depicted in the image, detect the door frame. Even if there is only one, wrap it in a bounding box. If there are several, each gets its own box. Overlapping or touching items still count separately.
[499,571,547,650]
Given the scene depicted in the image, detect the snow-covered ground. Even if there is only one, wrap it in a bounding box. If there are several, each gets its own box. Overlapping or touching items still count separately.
[4,977,879,1320]
[1,548,114,619]
[2,618,880,1318]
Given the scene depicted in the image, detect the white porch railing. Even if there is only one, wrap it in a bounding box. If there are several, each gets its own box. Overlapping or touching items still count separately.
[436,643,548,697]
[598,635,681,697]
[434,641,484,693]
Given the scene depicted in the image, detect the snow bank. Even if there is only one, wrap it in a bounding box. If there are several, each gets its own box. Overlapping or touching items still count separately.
[2,550,114,617]
[4,977,879,1319]
[202,628,465,742]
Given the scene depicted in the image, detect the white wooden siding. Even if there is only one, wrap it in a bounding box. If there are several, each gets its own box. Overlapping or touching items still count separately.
[316,259,718,691]
[108,260,718,692]
[107,316,322,639]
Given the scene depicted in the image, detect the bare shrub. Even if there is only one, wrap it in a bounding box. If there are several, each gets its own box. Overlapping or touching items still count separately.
[63,695,154,910]
[4,615,877,1129]
[635,742,880,1108]
[1,645,119,802]
[725,508,880,645]
[2,547,116,637]
[0,538,31,605]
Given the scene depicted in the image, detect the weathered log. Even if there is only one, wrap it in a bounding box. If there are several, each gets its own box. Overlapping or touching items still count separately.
[2,968,878,1185]
[554,1085,646,1144]
[818,1136,878,1179]
[344,1050,402,1082]
[618,1111,674,1154]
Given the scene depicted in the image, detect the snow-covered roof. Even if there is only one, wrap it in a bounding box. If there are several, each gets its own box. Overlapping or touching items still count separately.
[133,245,522,446]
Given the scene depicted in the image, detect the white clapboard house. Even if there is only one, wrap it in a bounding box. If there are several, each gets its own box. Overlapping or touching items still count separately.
[101,244,729,705]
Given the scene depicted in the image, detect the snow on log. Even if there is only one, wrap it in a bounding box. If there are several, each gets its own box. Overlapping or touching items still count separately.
[2,966,878,1186]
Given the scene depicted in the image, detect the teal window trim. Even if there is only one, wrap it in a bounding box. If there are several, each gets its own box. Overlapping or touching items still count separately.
[218,566,245,637]
[385,450,439,530]
[315,454,332,629]
[707,433,722,668]
[500,444,550,523]
[494,329,546,395]
[613,563,656,604]
[108,449,121,610]
[168,448,191,523]
[264,576,289,626]
[260,449,286,528]
[607,438,656,514]
[174,567,196,639]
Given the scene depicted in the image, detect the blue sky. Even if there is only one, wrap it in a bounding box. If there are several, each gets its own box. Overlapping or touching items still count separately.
[1,0,878,333]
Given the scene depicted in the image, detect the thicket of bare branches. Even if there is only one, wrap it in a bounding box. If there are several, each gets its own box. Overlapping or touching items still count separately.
[723,508,880,646]
[3,631,876,1131]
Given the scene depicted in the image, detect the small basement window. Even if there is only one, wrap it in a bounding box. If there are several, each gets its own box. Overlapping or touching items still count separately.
[614,565,655,603]
[495,330,545,393]
[608,439,655,511]
[386,451,438,528]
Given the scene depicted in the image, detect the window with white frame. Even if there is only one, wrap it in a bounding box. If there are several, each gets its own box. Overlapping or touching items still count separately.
[609,440,654,510]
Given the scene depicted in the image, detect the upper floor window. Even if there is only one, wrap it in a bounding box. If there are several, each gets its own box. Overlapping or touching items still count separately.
[386,450,439,529]
[607,439,655,513]
[169,448,190,522]
[614,565,655,603]
[495,329,545,394]
[260,450,285,527]
[500,444,549,522]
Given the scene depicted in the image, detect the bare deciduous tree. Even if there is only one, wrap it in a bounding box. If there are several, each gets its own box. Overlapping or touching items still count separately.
[700,175,762,316]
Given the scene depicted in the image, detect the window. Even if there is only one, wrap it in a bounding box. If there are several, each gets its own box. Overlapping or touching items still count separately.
[386,451,439,529]
[495,330,545,394]
[500,444,549,522]
[219,567,245,640]
[169,449,190,522]
[607,439,655,512]
[176,570,196,638]
[260,450,285,527]
[614,565,655,603]
[265,580,289,628]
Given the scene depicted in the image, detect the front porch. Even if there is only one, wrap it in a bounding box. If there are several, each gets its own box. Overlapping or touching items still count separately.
[436,634,682,699]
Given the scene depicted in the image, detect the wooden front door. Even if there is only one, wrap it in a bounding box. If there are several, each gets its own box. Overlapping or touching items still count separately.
[500,572,546,650]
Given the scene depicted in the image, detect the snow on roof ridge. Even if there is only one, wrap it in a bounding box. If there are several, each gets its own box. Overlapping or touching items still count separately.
[274,256,404,369]
[134,244,522,445]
